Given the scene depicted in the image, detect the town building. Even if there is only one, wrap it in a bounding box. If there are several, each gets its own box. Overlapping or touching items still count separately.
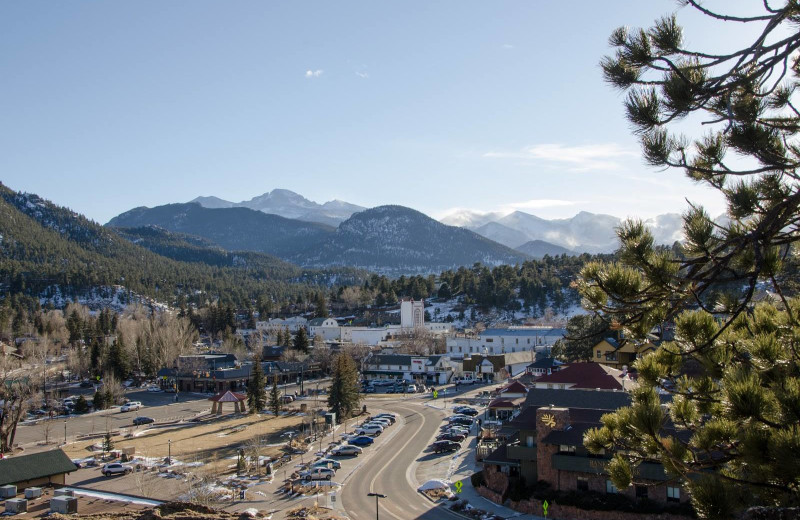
[479,388,687,509]
[361,354,453,385]
[255,317,308,333]
[592,337,658,369]
[0,449,77,489]
[530,362,637,391]
[446,327,565,358]
[308,317,341,341]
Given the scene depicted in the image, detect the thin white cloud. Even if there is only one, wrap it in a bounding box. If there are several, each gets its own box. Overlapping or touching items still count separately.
[355,71,369,78]
[305,69,324,78]
[484,143,637,171]
[502,44,514,49]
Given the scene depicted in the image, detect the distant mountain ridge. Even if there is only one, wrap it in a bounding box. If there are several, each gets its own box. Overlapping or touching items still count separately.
[107,203,529,274]
[294,205,529,274]
[108,203,335,258]
[441,209,684,253]
[189,189,365,226]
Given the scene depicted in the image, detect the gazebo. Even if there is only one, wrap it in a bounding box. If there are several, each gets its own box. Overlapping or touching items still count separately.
[209,390,248,414]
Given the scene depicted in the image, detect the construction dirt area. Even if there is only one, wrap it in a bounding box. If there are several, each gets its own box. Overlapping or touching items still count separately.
[62,412,327,478]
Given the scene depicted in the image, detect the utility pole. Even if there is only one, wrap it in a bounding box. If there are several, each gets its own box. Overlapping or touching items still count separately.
[367,492,386,520]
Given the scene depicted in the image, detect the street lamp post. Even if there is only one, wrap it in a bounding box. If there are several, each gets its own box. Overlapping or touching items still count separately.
[64,420,67,445]
[167,439,172,465]
[367,492,387,520]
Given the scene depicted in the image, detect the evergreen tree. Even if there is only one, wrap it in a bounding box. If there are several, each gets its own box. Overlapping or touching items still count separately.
[579,4,800,518]
[93,390,106,411]
[73,395,89,414]
[247,358,267,413]
[293,327,310,354]
[103,432,114,454]
[551,314,609,362]
[106,337,129,381]
[327,353,361,422]
[282,327,291,348]
[275,328,284,347]
[268,378,281,417]
[314,292,328,318]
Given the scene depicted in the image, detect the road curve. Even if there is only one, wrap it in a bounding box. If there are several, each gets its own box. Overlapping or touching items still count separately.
[341,400,462,520]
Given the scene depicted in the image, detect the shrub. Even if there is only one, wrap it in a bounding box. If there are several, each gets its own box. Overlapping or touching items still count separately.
[470,471,484,488]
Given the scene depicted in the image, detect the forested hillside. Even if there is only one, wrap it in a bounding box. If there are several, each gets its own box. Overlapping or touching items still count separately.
[0,183,362,308]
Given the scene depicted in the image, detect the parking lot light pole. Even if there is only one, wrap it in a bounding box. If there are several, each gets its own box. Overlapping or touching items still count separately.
[167,439,172,465]
[64,420,67,444]
[367,492,386,520]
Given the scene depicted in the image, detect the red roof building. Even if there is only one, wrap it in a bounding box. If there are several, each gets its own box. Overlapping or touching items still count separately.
[531,362,636,391]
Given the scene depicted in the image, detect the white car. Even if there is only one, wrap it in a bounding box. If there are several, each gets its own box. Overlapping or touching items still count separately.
[355,425,383,436]
[299,467,335,480]
[120,401,142,412]
[147,386,162,392]
[368,418,392,427]
[101,463,133,476]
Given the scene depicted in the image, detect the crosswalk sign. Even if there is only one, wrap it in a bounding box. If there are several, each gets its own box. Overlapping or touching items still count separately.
[433,390,438,399]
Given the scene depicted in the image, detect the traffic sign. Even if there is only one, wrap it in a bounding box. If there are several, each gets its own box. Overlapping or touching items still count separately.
[433,390,438,399]
[543,499,549,517]
[454,481,463,493]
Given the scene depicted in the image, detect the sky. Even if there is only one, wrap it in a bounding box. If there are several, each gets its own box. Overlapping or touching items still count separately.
[0,1,768,225]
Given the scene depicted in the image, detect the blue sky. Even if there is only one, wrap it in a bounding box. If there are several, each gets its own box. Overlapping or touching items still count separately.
[1,1,761,224]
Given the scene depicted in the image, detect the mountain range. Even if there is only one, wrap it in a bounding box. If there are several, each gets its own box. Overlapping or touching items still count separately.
[441,209,685,253]
[187,189,685,255]
[108,203,529,274]
[190,189,365,227]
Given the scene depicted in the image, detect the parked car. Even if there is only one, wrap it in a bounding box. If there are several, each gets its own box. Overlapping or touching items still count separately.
[454,407,479,416]
[444,426,470,436]
[354,425,383,436]
[450,417,474,426]
[132,416,155,425]
[79,380,94,388]
[101,463,133,476]
[367,418,392,428]
[331,445,362,457]
[348,436,375,447]
[374,413,396,422]
[147,386,162,392]
[405,384,417,393]
[120,401,142,412]
[299,467,335,481]
[431,440,461,453]
[281,395,295,403]
[437,432,466,442]
[312,458,341,470]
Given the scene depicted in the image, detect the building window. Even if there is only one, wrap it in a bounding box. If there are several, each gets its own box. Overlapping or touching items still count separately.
[547,384,553,389]
[486,338,493,343]
[526,435,534,447]
[606,480,618,494]
[527,339,531,344]
[667,486,680,502]
[559,445,576,454]
[559,384,566,390]
[577,478,589,491]
[635,486,648,499]
[516,339,519,344]
[597,350,601,358]
[458,347,462,353]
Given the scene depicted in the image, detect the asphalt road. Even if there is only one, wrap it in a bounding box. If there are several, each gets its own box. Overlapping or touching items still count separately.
[341,400,463,520]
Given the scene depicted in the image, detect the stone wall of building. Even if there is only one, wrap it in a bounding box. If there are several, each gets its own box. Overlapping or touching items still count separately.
[509,497,691,520]
[483,465,510,497]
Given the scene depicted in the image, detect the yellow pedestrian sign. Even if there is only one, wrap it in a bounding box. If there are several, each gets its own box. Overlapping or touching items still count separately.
[454,481,463,493]
[542,499,549,517]
[433,390,438,399]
